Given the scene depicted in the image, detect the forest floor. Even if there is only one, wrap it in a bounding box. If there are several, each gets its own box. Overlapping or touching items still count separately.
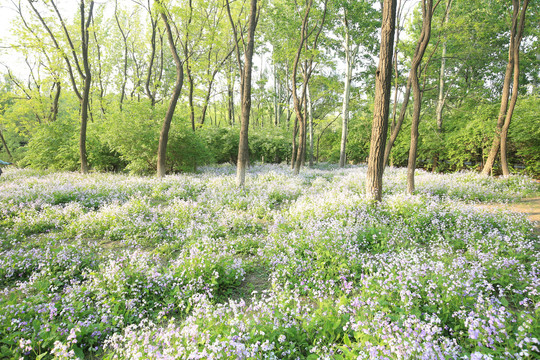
[476,196,540,235]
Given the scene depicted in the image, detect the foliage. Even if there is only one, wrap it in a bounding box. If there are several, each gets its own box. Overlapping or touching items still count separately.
[0,165,538,358]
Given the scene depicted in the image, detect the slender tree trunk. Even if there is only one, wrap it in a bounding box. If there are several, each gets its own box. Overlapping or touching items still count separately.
[407,68,422,194]
[226,0,258,187]
[340,58,352,167]
[79,0,94,175]
[307,83,314,166]
[156,4,184,178]
[482,0,528,176]
[384,78,411,167]
[339,13,352,168]
[145,14,158,106]
[273,63,280,126]
[114,1,129,111]
[501,0,528,176]
[407,0,435,194]
[292,2,311,175]
[0,130,12,159]
[291,116,298,168]
[433,0,452,172]
[187,67,195,130]
[49,81,61,122]
[365,0,397,201]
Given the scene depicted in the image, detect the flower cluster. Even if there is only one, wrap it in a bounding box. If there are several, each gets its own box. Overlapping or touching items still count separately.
[0,164,538,359]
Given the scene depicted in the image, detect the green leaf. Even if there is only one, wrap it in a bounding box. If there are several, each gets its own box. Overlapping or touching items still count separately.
[36,353,48,360]
[73,345,85,359]
[343,333,352,347]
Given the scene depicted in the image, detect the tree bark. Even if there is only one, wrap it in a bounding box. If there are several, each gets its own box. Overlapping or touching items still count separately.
[49,81,61,122]
[340,51,352,167]
[79,0,94,175]
[365,0,397,201]
[433,0,452,172]
[339,12,353,168]
[291,0,328,175]
[407,0,436,194]
[0,130,12,159]
[307,83,314,167]
[114,0,130,111]
[226,0,259,187]
[482,0,528,176]
[383,78,411,167]
[156,3,184,178]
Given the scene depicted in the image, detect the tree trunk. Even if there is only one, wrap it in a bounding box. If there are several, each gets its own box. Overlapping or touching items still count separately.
[383,77,411,168]
[366,0,397,201]
[291,116,298,168]
[339,14,352,168]
[307,83,314,167]
[114,0,129,111]
[187,66,195,131]
[49,81,61,122]
[482,0,528,176]
[226,0,258,187]
[340,57,352,167]
[156,4,184,178]
[407,68,422,194]
[501,0,528,176]
[0,130,12,159]
[79,0,94,175]
[433,0,452,172]
[406,0,435,194]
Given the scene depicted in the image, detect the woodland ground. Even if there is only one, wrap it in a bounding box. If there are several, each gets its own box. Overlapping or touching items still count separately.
[0,164,539,360]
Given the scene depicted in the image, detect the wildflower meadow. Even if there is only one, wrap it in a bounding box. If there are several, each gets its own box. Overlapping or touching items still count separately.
[0,164,538,359]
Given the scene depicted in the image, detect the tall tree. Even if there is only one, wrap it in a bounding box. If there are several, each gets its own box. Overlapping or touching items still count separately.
[406,0,440,194]
[365,0,397,201]
[156,0,185,178]
[335,0,379,168]
[27,0,95,174]
[433,0,452,171]
[226,0,259,186]
[482,0,529,176]
[79,0,94,174]
[290,0,328,175]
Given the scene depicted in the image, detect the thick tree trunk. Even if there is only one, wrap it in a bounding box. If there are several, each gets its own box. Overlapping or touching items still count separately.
[365,0,397,201]
[157,6,184,178]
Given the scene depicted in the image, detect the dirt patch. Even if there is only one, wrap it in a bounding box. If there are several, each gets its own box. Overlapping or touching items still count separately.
[229,267,271,304]
[475,197,540,236]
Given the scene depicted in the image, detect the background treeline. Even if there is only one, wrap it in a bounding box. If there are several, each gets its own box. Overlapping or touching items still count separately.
[0,0,539,176]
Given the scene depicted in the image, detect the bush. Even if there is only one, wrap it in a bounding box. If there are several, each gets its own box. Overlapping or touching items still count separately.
[103,102,212,174]
[22,117,80,171]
